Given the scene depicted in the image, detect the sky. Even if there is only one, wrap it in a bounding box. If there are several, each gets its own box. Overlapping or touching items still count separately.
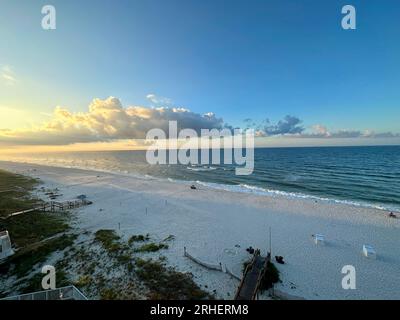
[0,0,399,151]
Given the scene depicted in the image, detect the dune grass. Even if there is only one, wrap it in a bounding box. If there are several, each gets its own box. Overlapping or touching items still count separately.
[134,242,168,253]
[0,169,75,298]
[1,212,70,248]
[135,258,211,300]
[19,268,70,294]
[94,229,125,254]
[0,169,69,248]
[0,169,211,300]
[0,169,39,218]
[0,234,77,278]
[128,234,150,245]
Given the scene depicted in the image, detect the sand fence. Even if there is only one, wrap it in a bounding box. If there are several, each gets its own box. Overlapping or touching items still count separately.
[183,247,241,281]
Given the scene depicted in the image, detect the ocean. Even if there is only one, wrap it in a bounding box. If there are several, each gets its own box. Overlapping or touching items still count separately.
[3,145,400,212]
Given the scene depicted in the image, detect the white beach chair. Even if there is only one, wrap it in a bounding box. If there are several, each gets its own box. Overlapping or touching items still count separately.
[314,234,325,245]
[363,244,377,259]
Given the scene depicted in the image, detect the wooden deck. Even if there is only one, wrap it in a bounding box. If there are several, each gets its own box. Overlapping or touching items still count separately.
[234,250,271,300]
[3,199,92,219]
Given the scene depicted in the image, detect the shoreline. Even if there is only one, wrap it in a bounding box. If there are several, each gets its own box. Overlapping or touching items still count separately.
[1,158,397,214]
[1,160,399,300]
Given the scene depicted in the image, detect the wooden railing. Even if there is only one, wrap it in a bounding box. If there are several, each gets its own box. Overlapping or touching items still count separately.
[4,199,92,219]
[234,250,271,300]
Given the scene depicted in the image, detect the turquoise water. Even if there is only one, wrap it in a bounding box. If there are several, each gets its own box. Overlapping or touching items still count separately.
[6,146,400,211]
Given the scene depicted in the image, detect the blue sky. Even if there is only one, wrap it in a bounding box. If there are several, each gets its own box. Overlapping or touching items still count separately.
[0,0,399,148]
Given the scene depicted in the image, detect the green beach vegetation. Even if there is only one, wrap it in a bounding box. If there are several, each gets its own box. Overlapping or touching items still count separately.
[0,170,74,297]
[0,169,210,300]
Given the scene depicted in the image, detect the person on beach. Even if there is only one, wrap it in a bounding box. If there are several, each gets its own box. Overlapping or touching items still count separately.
[389,212,397,218]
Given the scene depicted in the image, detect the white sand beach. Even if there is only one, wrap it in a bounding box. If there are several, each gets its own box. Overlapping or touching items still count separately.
[1,160,399,300]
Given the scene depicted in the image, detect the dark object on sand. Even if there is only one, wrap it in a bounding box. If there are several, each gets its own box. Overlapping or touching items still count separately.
[275,256,285,264]
[246,246,255,254]
[389,212,397,218]
[190,185,197,190]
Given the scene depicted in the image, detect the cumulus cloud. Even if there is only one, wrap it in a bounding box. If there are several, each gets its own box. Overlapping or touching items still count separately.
[146,94,173,107]
[263,115,304,135]
[304,125,361,138]
[242,117,399,140]
[304,125,400,139]
[250,115,304,137]
[300,124,400,139]
[0,96,225,145]
[311,124,330,137]
[1,99,398,146]
[243,118,257,130]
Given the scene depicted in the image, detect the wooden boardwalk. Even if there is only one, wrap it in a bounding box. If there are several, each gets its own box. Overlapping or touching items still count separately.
[234,250,271,300]
[3,199,91,219]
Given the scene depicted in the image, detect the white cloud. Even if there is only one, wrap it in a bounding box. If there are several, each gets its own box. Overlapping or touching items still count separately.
[311,124,331,137]
[245,117,400,140]
[1,65,17,85]
[1,98,398,147]
[305,125,400,139]
[262,115,304,136]
[0,96,225,145]
[146,93,173,107]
